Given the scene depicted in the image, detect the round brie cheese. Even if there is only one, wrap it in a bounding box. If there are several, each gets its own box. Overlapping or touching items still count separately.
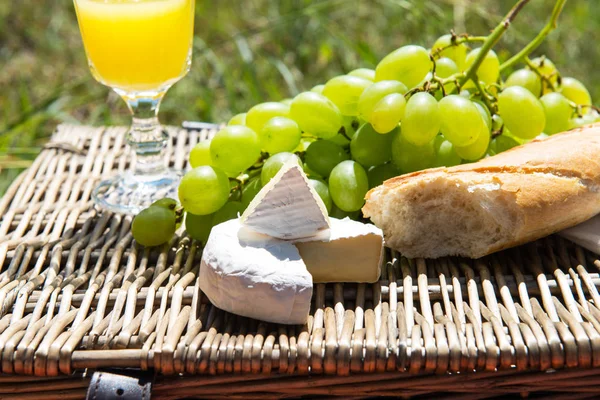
[199,218,313,325]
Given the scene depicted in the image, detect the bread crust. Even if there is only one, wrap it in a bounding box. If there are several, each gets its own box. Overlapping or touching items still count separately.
[363,124,600,258]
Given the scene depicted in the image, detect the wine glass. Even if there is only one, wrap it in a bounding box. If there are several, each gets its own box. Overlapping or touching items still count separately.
[73,0,195,214]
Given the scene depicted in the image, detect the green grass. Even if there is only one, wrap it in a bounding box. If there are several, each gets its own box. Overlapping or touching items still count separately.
[1,0,599,194]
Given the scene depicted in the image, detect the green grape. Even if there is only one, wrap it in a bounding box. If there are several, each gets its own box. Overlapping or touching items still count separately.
[151,198,178,211]
[488,84,499,97]
[303,162,323,179]
[402,92,441,146]
[210,125,261,174]
[294,137,315,152]
[358,80,408,121]
[259,116,301,154]
[464,48,499,85]
[498,86,546,139]
[178,166,230,215]
[472,100,492,130]
[326,116,355,147]
[308,179,332,213]
[241,177,262,209]
[375,45,432,89]
[329,160,369,212]
[185,211,213,242]
[370,93,406,134]
[454,126,490,161]
[560,77,592,106]
[529,57,558,93]
[505,129,525,145]
[228,113,247,126]
[323,75,372,116]
[342,115,359,137]
[245,102,290,133]
[492,114,503,132]
[432,34,468,69]
[529,57,557,77]
[311,84,325,94]
[436,57,459,79]
[327,132,350,147]
[189,140,212,168]
[418,71,432,84]
[290,92,343,139]
[432,88,445,101]
[433,135,462,167]
[540,92,572,135]
[505,69,542,96]
[261,152,300,185]
[487,134,521,156]
[213,201,245,226]
[350,123,395,168]
[391,132,436,174]
[367,163,400,189]
[229,178,239,192]
[348,68,376,81]
[132,206,176,247]
[185,212,213,243]
[569,110,600,129]
[330,204,361,221]
[305,140,349,177]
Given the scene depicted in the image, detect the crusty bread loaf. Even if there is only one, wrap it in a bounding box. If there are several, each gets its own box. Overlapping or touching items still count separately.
[362,124,600,259]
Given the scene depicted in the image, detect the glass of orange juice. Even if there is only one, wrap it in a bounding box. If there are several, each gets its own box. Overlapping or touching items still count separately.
[73,0,195,214]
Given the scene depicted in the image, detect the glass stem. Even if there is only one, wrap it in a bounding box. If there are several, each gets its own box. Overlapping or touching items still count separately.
[122,92,169,177]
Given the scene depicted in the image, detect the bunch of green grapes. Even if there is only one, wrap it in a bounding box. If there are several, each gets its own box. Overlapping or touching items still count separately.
[132,4,598,247]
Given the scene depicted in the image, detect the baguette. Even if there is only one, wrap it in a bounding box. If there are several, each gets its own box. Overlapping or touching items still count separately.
[362,123,600,259]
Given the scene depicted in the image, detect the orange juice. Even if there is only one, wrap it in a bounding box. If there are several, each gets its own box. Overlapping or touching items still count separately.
[74,0,194,92]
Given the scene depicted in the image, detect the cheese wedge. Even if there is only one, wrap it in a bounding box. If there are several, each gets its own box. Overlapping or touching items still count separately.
[241,159,330,239]
[294,217,384,283]
[199,218,313,325]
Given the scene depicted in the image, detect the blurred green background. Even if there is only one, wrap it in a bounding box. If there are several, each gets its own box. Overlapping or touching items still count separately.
[1,0,598,195]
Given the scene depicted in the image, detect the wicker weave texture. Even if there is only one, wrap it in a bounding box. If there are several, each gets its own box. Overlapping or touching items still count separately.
[1,124,600,398]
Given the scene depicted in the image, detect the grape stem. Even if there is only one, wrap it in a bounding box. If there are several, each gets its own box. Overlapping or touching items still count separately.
[524,56,559,91]
[431,75,447,97]
[404,72,465,98]
[458,0,531,88]
[339,128,352,141]
[499,0,567,72]
[429,34,486,59]
[174,206,185,225]
[472,77,496,111]
[578,104,600,115]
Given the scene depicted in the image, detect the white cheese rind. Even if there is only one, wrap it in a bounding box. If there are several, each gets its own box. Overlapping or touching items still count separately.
[293,217,384,283]
[240,160,330,239]
[199,219,313,325]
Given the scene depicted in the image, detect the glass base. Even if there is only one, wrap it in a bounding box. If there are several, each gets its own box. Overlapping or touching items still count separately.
[93,169,183,215]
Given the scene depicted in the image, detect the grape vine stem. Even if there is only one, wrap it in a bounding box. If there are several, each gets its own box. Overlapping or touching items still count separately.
[429,35,486,59]
[458,0,531,88]
[472,77,495,111]
[524,56,558,91]
[580,104,600,114]
[499,0,567,72]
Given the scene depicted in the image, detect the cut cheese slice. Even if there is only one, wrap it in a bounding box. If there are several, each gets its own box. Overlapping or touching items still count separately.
[199,218,313,325]
[240,159,330,239]
[293,217,384,283]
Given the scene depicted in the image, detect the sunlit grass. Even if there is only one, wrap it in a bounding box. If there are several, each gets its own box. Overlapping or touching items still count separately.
[1,0,598,194]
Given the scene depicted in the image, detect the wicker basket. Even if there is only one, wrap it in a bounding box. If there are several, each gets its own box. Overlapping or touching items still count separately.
[1,124,600,399]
